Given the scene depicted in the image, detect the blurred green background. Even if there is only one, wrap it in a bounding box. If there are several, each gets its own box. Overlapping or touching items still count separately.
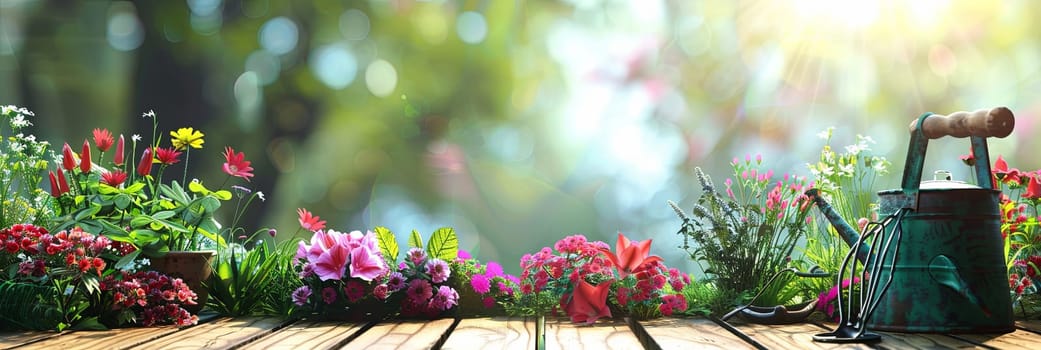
[2,0,1039,275]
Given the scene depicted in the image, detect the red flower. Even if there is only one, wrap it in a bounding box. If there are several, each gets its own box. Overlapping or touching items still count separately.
[600,233,663,279]
[102,170,128,187]
[114,135,126,166]
[559,279,613,325]
[137,148,153,177]
[80,139,92,173]
[959,147,976,166]
[1024,173,1041,200]
[221,147,254,181]
[93,128,114,152]
[297,208,327,232]
[993,155,1022,185]
[48,171,61,197]
[62,142,76,171]
[154,147,182,165]
[57,169,70,194]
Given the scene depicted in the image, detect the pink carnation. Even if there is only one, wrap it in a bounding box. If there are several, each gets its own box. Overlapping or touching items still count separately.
[470,273,491,294]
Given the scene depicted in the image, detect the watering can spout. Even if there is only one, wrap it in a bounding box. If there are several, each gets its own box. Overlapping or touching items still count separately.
[804,189,871,264]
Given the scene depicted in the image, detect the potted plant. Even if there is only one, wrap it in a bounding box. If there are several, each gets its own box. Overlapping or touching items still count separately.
[45,110,256,311]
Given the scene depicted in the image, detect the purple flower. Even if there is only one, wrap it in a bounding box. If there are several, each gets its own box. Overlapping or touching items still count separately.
[292,286,312,306]
[430,286,459,311]
[407,248,427,265]
[321,287,337,304]
[470,273,491,294]
[407,279,433,304]
[425,258,450,283]
[387,272,407,291]
[299,263,315,279]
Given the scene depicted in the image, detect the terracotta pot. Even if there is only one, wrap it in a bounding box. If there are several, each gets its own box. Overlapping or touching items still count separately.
[149,250,215,314]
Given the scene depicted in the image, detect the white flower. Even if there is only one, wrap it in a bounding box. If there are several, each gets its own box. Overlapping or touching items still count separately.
[257,191,266,201]
[142,110,156,118]
[10,114,31,128]
[838,163,855,177]
[845,144,863,155]
[817,127,834,140]
[132,134,142,142]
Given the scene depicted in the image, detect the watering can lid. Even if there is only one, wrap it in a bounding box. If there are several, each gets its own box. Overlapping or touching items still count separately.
[880,179,986,194]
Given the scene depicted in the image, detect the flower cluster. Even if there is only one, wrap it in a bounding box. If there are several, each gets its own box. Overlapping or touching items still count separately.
[46,111,258,258]
[389,247,460,317]
[512,233,688,324]
[0,106,53,228]
[100,270,200,326]
[453,249,519,313]
[1,224,110,278]
[292,227,390,310]
[971,155,1041,307]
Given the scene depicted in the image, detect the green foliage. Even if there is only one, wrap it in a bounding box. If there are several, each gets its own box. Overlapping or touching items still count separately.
[206,239,302,316]
[671,161,813,305]
[426,227,458,261]
[0,280,63,331]
[374,226,399,264]
[408,229,423,249]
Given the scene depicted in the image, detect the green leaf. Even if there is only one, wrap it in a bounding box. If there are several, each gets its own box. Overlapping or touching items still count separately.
[374,226,399,264]
[74,204,102,221]
[187,180,210,194]
[114,250,141,270]
[408,229,423,249]
[124,182,146,193]
[213,190,232,201]
[114,194,131,210]
[425,227,458,261]
[200,196,221,213]
[151,210,176,220]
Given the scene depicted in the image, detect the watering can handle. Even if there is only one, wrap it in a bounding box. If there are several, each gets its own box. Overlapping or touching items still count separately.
[909,107,1014,139]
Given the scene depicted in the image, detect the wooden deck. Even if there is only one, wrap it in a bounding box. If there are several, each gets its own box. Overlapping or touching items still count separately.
[4,316,1041,349]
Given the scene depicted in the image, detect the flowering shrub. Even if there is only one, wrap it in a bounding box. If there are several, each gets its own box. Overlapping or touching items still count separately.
[670,155,814,306]
[509,233,689,324]
[0,224,197,330]
[966,154,1041,310]
[291,225,390,317]
[47,110,256,259]
[452,249,519,316]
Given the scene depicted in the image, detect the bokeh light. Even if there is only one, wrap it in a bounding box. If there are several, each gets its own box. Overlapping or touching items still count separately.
[106,2,144,52]
[456,11,487,44]
[364,59,397,97]
[259,16,299,55]
[309,45,358,90]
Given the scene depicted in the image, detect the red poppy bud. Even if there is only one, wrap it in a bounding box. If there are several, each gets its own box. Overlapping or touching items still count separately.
[62,143,76,171]
[80,139,91,173]
[48,172,60,197]
[57,169,70,194]
[137,148,153,177]
[114,134,125,166]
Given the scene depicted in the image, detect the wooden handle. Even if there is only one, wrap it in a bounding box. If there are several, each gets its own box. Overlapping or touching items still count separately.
[909,107,1015,139]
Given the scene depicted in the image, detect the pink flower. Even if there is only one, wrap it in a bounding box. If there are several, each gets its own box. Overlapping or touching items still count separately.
[425,258,450,283]
[114,134,125,166]
[470,273,491,294]
[387,272,407,291]
[1023,173,1041,200]
[374,284,390,300]
[430,285,459,311]
[482,297,497,308]
[292,286,312,306]
[221,146,254,181]
[485,261,504,278]
[600,233,663,279]
[349,244,387,281]
[407,247,427,265]
[313,244,349,281]
[407,279,433,303]
[296,208,327,232]
[92,128,114,152]
[321,287,337,304]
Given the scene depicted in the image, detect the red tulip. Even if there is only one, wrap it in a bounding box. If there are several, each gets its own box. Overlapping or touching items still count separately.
[56,169,69,194]
[137,148,153,177]
[61,143,76,171]
[79,139,91,173]
[993,155,1022,185]
[113,134,125,166]
[48,172,61,197]
[600,233,662,279]
[1024,173,1041,200]
[560,279,613,325]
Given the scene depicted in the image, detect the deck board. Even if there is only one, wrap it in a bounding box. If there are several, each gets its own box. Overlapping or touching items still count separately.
[11,326,180,350]
[441,317,535,350]
[638,318,754,349]
[737,322,877,349]
[811,322,983,349]
[0,331,63,349]
[949,329,1041,350]
[543,318,642,350]
[341,318,456,350]
[238,320,367,350]
[125,317,286,349]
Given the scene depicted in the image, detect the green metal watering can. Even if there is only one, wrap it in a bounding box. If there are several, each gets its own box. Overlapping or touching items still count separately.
[807,107,1015,341]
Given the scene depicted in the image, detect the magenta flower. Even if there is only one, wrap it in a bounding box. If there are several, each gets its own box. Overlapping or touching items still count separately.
[407,279,433,303]
[470,273,491,294]
[485,261,504,278]
[292,286,312,306]
[387,272,407,291]
[430,286,459,311]
[407,247,427,265]
[374,284,390,300]
[349,244,387,281]
[313,244,349,281]
[321,287,337,304]
[425,258,450,283]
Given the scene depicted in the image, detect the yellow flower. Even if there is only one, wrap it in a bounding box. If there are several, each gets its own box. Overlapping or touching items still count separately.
[170,127,205,150]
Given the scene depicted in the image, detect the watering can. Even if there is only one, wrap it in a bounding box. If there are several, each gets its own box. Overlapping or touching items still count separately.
[807,107,1015,336]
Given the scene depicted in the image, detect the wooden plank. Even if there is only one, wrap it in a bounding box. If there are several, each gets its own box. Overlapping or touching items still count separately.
[543,318,642,350]
[441,317,535,350]
[1016,319,1041,333]
[126,317,286,349]
[238,320,366,350]
[737,322,876,349]
[0,331,62,349]
[10,326,180,350]
[812,322,982,349]
[341,318,456,350]
[638,318,754,349]
[950,329,1041,350]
